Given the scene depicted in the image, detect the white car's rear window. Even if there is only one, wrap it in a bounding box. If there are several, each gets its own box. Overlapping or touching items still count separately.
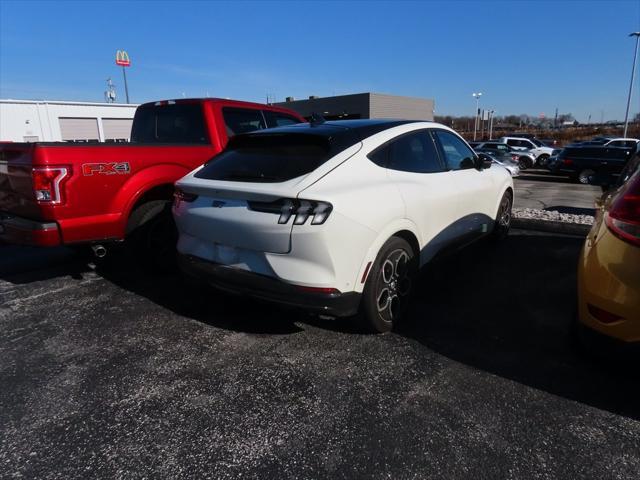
[195,132,356,183]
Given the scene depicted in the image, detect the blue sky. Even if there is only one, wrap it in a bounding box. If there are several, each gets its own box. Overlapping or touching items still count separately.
[1,0,638,121]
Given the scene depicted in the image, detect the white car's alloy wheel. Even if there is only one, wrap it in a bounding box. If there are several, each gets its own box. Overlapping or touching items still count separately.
[492,191,512,240]
[361,237,416,333]
[376,249,412,320]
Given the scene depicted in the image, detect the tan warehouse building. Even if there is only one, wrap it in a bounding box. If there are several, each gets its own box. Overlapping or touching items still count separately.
[274,92,435,121]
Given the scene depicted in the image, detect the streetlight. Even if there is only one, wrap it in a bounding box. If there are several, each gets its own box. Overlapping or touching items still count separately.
[488,110,495,139]
[623,32,640,138]
[472,92,483,140]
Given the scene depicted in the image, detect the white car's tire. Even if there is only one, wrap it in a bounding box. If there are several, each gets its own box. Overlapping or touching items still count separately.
[358,236,417,333]
[491,190,512,241]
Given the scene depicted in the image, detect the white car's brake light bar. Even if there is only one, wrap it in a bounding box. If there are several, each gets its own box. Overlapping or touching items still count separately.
[248,198,332,225]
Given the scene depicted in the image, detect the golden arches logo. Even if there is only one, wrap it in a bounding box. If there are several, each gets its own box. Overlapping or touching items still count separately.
[115,50,131,67]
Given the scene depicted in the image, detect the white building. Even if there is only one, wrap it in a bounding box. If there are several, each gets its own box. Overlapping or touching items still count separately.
[0,99,139,143]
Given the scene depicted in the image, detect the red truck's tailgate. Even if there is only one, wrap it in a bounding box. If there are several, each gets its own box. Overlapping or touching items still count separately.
[0,143,41,219]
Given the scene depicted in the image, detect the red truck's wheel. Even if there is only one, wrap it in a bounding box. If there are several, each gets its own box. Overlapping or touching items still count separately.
[126,200,177,271]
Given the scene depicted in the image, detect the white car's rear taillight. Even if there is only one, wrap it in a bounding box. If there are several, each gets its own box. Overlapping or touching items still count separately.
[248,199,333,225]
[173,188,198,205]
[605,173,640,247]
[32,167,69,204]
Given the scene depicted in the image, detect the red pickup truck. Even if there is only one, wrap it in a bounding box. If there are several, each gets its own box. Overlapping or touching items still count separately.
[0,98,304,263]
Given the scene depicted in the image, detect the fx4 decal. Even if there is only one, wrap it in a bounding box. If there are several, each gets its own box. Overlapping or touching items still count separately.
[82,162,131,176]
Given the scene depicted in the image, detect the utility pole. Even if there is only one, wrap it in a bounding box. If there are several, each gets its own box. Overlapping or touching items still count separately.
[472,92,483,140]
[623,32,640,137]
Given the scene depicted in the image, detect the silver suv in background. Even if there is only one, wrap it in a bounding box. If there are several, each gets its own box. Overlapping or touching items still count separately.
[498,136,556,167]
[471,141,536,170]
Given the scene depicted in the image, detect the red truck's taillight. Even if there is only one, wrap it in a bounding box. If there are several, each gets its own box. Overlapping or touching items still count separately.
[32,167,70,204]
[605,173,640,247]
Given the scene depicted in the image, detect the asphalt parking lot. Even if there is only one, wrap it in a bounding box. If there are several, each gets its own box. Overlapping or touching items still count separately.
[513,169,601,211]
[1,176,639,479]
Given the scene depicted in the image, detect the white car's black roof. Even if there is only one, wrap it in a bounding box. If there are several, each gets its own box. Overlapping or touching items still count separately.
[237,119,418,143]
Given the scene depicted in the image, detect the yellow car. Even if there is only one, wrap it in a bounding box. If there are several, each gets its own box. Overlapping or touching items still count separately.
[577,152,640,346]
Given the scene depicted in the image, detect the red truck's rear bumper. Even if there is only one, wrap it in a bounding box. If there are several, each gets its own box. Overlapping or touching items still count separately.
[0,212,61,246]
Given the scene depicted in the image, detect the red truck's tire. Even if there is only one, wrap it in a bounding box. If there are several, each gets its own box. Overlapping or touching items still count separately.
[126,200,177,271]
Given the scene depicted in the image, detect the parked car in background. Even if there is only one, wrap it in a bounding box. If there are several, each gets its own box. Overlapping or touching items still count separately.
[472,141,536,169]
[551,139,638,183]
[510,133,557,147]
[577,149,640,348]
[174,120,513,333]
[0,98,305,266]
[599,138,639,148]
[569,136,609,146]
[546,148,563,171]
[572,137,639,148]
[476,152,520,177]
[498,136,556,166]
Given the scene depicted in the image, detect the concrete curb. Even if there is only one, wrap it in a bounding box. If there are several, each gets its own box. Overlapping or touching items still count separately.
[512,217,592,236]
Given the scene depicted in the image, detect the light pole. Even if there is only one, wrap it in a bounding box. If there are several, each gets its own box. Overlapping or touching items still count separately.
[472,92,483,140]
[623,32,640,138]
[488,110,495,140]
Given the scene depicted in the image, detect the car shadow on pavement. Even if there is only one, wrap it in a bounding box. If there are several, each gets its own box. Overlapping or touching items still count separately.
[93,257,307,336]
[0,245,91,284]
[397,231,640,421]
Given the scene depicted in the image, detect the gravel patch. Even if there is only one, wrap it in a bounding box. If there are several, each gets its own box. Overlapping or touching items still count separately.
[513,208,594,225]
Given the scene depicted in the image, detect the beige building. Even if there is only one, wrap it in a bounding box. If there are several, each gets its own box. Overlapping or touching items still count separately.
[274,92,435,121]
[0,99,139,143]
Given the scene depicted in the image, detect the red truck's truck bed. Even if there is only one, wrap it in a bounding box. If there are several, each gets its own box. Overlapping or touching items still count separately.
[0,98,304,251]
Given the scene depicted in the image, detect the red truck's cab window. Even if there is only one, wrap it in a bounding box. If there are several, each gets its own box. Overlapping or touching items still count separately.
[131,103,209,144]
[222,108,304,138]
[263,111,301,128]
[222,108,267,136]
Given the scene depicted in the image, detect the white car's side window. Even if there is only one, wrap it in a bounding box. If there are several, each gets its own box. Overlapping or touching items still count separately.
[433,130,476,171]
[368,130,444,173]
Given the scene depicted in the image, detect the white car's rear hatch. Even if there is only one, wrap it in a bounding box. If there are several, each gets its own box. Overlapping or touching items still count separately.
[174,126,361,254]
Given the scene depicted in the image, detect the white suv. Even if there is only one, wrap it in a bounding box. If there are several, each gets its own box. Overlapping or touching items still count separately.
[173,120,514,332]
[499,136,555,165]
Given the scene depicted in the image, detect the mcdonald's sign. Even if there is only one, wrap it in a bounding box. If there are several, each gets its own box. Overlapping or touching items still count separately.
[115,50,131,67]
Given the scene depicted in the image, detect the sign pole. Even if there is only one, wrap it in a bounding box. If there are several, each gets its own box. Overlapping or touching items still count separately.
[115,50,131,104]
[122,66,130,104]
